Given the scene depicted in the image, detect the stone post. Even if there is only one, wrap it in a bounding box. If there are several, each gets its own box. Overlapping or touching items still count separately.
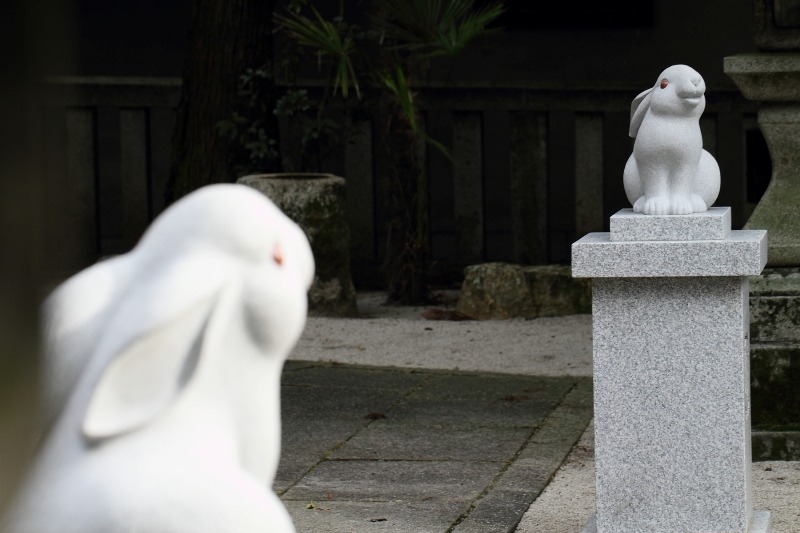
[724,54,800,266]
[724,1,800,442]
[572,207,771,533]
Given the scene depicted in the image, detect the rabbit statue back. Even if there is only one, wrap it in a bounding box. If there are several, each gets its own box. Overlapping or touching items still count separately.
[623,64,720,215]
[2,184,313,533]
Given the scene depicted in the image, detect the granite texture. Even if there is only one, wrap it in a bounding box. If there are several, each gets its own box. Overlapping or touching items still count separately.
[748,268,800,433]
[572,230,767,278]
[591,276,754,532]
[610,207,731,242]
[724,54,800,100]
[742,105,800,266]
[581,510,772,533]
[752,0,800,51]
[750,270,800,343]
[574,210,771,532]
[724,54,800,267]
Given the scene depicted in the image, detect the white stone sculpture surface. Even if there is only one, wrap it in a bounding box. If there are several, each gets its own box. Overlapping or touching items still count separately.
[623,64,721,215]
[2,184,313,533]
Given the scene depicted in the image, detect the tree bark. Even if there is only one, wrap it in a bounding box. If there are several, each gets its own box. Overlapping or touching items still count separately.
[167,0,279,203]
[380,95,430,304]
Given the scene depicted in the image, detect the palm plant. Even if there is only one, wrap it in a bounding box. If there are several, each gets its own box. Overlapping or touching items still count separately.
[275,0,504,303]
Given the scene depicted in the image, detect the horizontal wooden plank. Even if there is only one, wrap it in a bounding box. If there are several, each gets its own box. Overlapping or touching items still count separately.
[42,77,182,108]
[418,88,755,114]
[38,78,757,284]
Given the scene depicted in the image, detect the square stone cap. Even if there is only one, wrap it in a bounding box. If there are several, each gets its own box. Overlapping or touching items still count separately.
[610,207,731,242]
[572,230,767,278]
[724,54,800,101]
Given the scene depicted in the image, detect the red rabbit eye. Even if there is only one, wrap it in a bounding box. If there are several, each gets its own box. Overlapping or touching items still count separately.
[660,79,669,89]
[272,243,284,266]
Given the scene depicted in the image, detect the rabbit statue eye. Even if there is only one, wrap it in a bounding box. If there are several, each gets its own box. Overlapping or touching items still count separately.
[660,79,669,89]
[272,243,284,266]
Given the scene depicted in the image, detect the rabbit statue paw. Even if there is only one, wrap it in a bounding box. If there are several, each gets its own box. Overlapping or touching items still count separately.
[2,184,312,533]
[623,64,720,215]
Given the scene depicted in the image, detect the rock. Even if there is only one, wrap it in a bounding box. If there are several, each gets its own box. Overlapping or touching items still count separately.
[455,263,591,320]
[238,173,358,317]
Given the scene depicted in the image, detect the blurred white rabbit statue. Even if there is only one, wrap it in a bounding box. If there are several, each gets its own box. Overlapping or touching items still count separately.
[3,184,313,533]
[623,64,720,215]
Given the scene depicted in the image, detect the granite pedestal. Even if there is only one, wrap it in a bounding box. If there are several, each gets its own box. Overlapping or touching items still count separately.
[572,208,771,533]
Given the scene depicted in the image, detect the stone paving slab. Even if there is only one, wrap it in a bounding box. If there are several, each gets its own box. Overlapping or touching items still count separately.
[379,396,561,429]
[453,381,594,532]
[409,374,576,400]
[277,362,593,532]
[282,363,430,391]
[331,424,531,462]
[283,459,501,502]
[281,384,402,421]
[284,500,469,533]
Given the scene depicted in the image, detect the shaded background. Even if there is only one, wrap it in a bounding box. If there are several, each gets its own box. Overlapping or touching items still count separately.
[37,0,766,287]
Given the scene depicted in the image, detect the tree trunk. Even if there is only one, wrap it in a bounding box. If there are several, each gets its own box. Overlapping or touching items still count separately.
[380,95,430,304]
[167,0,279,203]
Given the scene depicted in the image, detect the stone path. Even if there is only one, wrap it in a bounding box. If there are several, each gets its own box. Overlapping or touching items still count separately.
[275,362,593,533]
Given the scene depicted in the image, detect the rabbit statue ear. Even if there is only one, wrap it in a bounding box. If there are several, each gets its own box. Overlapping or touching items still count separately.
[629,87,653,138]
[81,291,224,441]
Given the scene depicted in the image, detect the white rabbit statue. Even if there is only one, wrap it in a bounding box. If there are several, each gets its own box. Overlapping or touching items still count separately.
[2,184,313,533]
[623,64,720,215]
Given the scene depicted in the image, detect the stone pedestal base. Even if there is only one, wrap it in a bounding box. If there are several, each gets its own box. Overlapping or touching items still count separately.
[750,269,800,436]
[581,510,772,533]
[573,208,768,533]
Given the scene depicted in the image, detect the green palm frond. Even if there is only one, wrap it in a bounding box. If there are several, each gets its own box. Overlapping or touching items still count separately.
[380,66,418,133]
[374,0,505,58]
[274,6,361,99]
[379,66,452,160]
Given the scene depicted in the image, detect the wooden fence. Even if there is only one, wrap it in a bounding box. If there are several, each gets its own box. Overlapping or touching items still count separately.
[39,77,763,285]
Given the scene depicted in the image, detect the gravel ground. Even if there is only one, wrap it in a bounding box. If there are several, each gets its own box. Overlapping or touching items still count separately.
[290,292,593,377]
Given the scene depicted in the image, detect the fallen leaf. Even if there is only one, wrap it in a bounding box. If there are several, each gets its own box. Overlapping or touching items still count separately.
[499,395,530,403]
[421,309,472,321]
